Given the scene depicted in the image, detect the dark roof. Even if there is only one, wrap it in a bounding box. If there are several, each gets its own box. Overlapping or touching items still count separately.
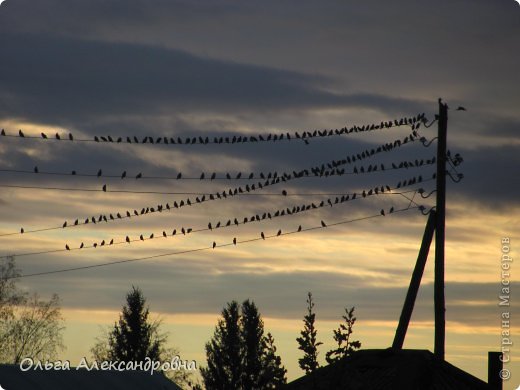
[284,349,490,390]
[0,364,182,390]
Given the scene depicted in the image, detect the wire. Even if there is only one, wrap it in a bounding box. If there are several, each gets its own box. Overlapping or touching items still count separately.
[0,188,425,258]
[0,173,435,239]
[6,205,420,280]
[0,113,427,146]
[0,155,436,182]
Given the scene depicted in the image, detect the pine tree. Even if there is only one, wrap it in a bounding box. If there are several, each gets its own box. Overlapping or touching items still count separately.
[202,301,243,390]
[325,306,361,364]
[296,292,322,374]
[260,332,287,389]
[108,286,161,362]
[241,299,264,390]
[201,300,286,390]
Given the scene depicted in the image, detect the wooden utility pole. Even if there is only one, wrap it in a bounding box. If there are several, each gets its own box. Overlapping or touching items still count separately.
[392,210,436,349]
[434,99,448,359]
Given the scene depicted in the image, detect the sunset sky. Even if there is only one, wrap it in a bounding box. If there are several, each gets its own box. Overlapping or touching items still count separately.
[0,0,519,387]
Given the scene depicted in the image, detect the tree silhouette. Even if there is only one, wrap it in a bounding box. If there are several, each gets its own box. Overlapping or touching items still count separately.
[325,306,361,364]
[108,286,161,362]
[201,299,286,390]
[296,292,322,374]
[91,285,191,386]
[1,256,64,364]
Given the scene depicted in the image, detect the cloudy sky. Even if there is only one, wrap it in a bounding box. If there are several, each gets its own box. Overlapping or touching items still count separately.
[0,0,519,386]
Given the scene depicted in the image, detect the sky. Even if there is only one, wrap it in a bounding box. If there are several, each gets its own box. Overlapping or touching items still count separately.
[0,0,519,387]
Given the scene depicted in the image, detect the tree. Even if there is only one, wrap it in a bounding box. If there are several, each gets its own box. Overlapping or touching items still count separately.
[201,299,286,390]
[90,286,191,387]
[108,286,161,362]
[296,292,322,374]
[1,256,65,364]
[325,306,361,364]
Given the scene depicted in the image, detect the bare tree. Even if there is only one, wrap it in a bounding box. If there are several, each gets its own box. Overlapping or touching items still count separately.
[1,256,65,364]
[1,293,65,364]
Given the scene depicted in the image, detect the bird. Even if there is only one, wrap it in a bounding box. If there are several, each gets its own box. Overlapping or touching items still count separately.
[208,222,212,230]
[109,239,114,245]
[80,242,84,249]
[380,209,385,216]
[177,172,182,179]
[55,133,61,140]
[19,129,24,137]
[63,221,67,228]
[34,166,39,173]
[233,237,237,245]
[456,106,466,111]
[97,169,102,177]
[126,236,130,243]
[277,229,282,236]
[200,172,205,180]
[261,232,265,240]
[298,225,302,232]
[100,240,105,246]
[121,171,126,179]
[213,241,216,249]
[74,219,79,225]
[149,233,154,239]
[65,244,70,250]
[163,231,167,238]
[282,190,287,196]
[0,129,5,136]
[389,206,395,214]
[140,235,144,241]
[135,172,142,179]
[69,133,74,141]
[41,132,47,139]
[102,184,107,192]
[321,220,327,227]
[20,227,24,234]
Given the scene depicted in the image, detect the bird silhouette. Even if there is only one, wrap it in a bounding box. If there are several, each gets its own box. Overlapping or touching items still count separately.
[211,172,216,180]
[55,133,61,140]
[163,231,167,237]
[100,240,105,246]
[65,244,70,250]
[213,241,216,249]
[200,172,205,180]
[1,129,5,136]
[380,209,385,216]
[19,130,24,137]
[34,166,39,173]
[177,172,182,179]
[41,132,47,139]
[102,184,107,192]
[277,229,282,236]
[456,106,466,111]
[233,237,237,245]
[97,169,102,177]
[298,225,302,232]
[63,221,67,228]
[121,171,127,179]
[321,220,327,227]
[208,222,212,230]
[20,227,24,234]
[69,133,73,141]
[80,242,84,249]
[109,239,114,245]
[126,236,130,243]
[135,172,142,179]
[74,219,79,225]
[140,235,144,241]
[389,206,394,213]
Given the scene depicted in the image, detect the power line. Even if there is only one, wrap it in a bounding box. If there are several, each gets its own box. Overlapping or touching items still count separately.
[6,205,420,280]
[0,174,435,239]
[1,113,427,146]
[1,188,426,258]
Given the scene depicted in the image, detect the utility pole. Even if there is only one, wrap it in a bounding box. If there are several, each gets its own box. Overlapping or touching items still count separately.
[434,99,448,359]
[392,210,436,350]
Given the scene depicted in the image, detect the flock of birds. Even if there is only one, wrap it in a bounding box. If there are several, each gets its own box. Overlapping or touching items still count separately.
[0,111,467,270]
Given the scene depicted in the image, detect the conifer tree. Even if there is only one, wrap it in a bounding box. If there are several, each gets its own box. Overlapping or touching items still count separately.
[201,300,286,390]
[325,306,361,364]
[296,292,322,374]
